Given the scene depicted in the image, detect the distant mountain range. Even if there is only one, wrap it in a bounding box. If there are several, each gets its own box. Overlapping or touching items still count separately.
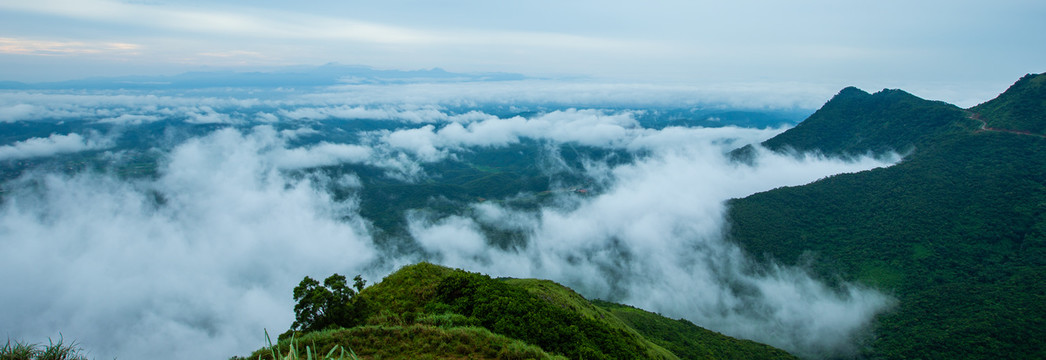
[0,63,529,90]
[728,73,1046,359]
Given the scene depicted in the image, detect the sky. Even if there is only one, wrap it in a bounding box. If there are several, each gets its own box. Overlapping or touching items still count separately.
[1,0,1044,106]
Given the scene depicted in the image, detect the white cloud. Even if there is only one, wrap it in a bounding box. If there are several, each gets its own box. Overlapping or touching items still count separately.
[383,125,445,162]
[185,106,234,124]
[411,142,900,358]
[255,112,279,123]
[0,132,113,160]
[376,109,639,161]
[409,213,489,265]
[278,126,318,139]
[0,0,646,53]
[0,37,140,56]
[97,113,161,125]
[278,105,450,123]
[0,104,39,122]
[0,127,377,360]
[272,142,372,170]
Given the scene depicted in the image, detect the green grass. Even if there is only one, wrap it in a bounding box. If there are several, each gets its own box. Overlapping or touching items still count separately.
[240,330,359,360]
[501,278,679,360]
[1,336,87,360]
[250,263,797,360]
[245,326,562,360]
[2,340,38,360]
[594,301,797,360]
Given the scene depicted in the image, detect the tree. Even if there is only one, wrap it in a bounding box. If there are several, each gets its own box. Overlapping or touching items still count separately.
[291,273,368,332]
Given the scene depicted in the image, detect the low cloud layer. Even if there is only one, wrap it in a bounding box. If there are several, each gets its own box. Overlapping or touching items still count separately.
[0,132,113,161]
[1,89,897,359]
[0,79,825,124]
[0,128,376,359]
[408,144,898,358]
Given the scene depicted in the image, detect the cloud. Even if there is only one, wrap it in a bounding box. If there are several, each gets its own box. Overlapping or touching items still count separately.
[185,106,235,124]
[278,105,452,123]
[409,213,489,265]
[0,89,903,359]
[382,125,445,162]
[0,104,43,122]
[0,132,113,160]
[272,142,372,170]
[0,127,377,359]
[0,0,645,51]
[409,142,900,358]
[0,80,825,130]
[371,109,784,167]
[0,37,140,57]
[0,92,266,123]
[375,109,639,160]
[97,113,161,125]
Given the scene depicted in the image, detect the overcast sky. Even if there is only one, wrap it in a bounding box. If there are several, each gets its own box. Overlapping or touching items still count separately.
[0,0,1044,105]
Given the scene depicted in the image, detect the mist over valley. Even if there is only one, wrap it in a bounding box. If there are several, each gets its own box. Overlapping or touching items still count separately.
[0,76,909,359]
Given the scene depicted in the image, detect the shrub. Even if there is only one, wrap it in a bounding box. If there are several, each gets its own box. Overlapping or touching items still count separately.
[291,274,368,333]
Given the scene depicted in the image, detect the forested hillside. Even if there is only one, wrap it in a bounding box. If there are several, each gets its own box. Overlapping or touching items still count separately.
[970,73,1046,136]
[759,86,975,156]
[727,73,1046,359]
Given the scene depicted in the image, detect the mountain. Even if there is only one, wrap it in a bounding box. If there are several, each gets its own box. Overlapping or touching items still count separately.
[760,87,974,156]
[729,86,974,163]
[970,73,1046,136]
[239,263,797,360]
[726,73,1046,359]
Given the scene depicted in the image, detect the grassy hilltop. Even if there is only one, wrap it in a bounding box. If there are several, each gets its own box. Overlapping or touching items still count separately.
[239,263,796,360]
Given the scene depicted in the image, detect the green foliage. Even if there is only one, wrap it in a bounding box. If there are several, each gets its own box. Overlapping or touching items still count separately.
[593,301,796,360]
[1,336,87,360]
[291,274,369,333]
[971,73,1046,135]
[759,86,975,157]
[361,262,456,315]
[241,329,359,360]
[2,339,37,360]
[246,325,563,360]
[727,80,1046,359]
[244,262,798,360]
[434,271,661,360]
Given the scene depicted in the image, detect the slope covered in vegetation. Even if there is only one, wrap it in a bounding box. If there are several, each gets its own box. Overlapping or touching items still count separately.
[242,263,798,360]
[726,73,1046,359]
[970,73,1046,135]
[759,86,976,157]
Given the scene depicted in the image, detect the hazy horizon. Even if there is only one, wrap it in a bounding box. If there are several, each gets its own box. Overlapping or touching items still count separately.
[2,0,1045,107]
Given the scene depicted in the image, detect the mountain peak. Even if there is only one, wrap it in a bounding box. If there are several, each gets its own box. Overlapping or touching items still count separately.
[835,86,870,98]
[970,72,1046,135]
[758,85,968,157]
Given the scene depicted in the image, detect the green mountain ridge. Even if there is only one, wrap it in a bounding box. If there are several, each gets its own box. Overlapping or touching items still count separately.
[727,73,1046,359]
[242,263,797,360]
[970,73,1046,136]
[759,86,975,157]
